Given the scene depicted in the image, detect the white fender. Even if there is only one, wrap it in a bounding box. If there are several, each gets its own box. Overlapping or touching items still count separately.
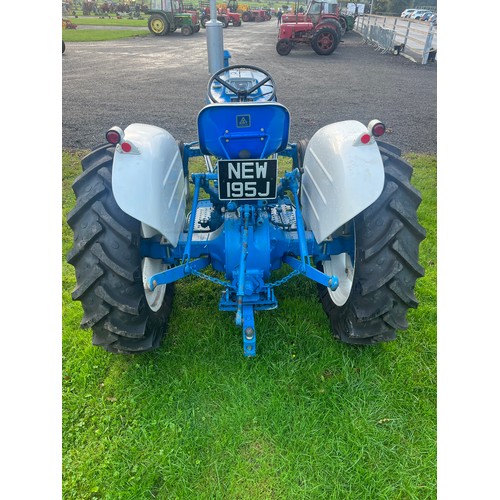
[111,124,186,248]
[300,120,385,244]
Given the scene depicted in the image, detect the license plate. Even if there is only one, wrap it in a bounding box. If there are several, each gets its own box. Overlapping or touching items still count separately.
[218,159,278,201]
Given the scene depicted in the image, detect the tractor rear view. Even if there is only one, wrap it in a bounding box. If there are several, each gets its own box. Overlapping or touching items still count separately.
[338,12,355,35]
[220,0,242,26]
[241,4,269,22]
[276,0,343,55]
[200,1,241,27]
[200,2,229,28]
[67,1,425,357]
[147,0,200,35]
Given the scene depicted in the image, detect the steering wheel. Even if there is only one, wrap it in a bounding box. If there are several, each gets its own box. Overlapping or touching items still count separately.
[207,64,277,103]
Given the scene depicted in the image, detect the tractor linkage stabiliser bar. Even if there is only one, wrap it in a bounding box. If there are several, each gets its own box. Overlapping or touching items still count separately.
[144,167,339,356]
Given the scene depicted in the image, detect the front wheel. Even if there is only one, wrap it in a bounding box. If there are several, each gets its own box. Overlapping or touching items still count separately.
[66,145,174,353]
[317,143,426,344]
[181,25,193,35]
[276,38,292,56]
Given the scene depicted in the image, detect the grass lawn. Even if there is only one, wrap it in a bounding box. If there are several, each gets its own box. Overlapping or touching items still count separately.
[63,15,149,42]
[65,17,149,27]
[62,148,436,499]
[63,29,150,42]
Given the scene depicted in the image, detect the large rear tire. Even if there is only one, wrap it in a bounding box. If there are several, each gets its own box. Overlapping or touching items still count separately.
[311,27,338,55]
[317,142,426,344]
[217,16,229,28]
[66,145,174,353]
[148,14,169,35]
[339,15,347,36]
[317,19,342,48]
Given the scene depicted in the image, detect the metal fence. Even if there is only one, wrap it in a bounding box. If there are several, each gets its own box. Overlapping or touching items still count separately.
[354,14,437,64]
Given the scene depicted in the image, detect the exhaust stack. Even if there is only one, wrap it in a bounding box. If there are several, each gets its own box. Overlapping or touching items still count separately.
[206,0,224,75]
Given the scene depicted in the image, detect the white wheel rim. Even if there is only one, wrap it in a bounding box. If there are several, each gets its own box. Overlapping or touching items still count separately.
[142,258,167,312]
[323,252,354,306]
[141,224,167,312]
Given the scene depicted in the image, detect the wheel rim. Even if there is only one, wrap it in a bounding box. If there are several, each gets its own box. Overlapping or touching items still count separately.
[277,39,291,55]
[322,225,355,306]
[323,254,354,306]
[141,224,167,312]
[317,32,333,50]
[151,18,165,33]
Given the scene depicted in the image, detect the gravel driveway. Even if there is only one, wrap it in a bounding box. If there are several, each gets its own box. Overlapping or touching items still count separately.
[62,22,436,154]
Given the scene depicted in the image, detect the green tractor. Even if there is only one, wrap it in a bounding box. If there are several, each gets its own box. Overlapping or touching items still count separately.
[147,0,201,36]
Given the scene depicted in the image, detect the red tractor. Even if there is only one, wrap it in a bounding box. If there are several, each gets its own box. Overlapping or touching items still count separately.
[62,18,78,29]
[219,0,242,26]
[240,3,269,22]
[282,0,338,23]
[276,0,342,56]
[200,1,241,27]
[199,1,230,28]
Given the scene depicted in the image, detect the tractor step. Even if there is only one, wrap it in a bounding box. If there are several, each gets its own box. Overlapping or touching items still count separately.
[192,202,214,232]
[189,200,224,233]
[270,203,297,230]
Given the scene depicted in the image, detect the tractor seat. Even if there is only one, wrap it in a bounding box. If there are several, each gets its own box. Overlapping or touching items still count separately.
[197,102,290,160]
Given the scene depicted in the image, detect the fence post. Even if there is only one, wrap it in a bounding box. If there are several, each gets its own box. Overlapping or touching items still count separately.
[422,23,435,64]
[404,19,411,47]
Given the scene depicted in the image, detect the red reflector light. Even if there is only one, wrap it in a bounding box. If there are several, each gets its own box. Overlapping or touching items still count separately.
[106,130,121,144]
[360,134,371,144]
[121,142,132,153]
[372,123,386,137]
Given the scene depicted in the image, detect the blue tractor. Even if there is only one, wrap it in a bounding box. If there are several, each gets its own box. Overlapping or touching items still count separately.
[67,22,425,356]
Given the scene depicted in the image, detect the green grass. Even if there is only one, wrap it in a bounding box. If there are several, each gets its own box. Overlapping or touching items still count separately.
[63,16,149,42]
[66,17,149,27]
[62,150,436,499]
[63,29,150,42]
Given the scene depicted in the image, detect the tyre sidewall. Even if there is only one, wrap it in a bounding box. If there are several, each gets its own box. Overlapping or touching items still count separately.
[317,145,425,344]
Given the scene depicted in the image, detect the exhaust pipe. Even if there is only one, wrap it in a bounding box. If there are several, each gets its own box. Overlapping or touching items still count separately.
[206,0,224,75]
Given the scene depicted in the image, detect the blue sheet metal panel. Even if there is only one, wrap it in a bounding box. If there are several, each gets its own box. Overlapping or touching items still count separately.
[197,103,290,159]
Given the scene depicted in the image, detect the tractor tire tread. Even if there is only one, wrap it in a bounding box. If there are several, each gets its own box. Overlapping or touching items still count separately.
[67,146,173,354]
[311,26,338,56]
[318,144,425,344]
